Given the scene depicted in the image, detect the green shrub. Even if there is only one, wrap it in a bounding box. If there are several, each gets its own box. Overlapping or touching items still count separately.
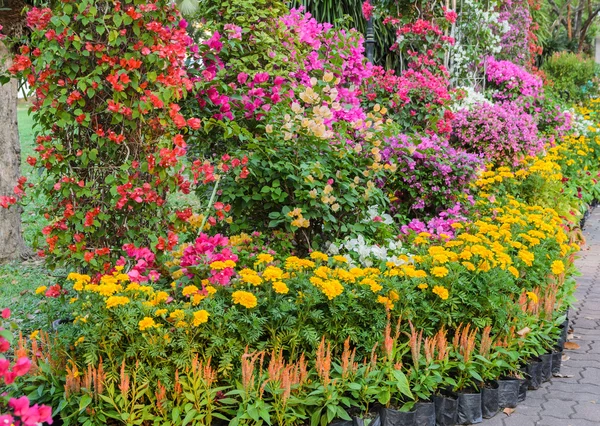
[542,51,600,103]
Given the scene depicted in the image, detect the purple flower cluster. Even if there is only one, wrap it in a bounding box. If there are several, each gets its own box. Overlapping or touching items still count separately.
[381,134,483,216]
[399,203,469,240]
[496,0,532,66]
[485,56,543,102]
[451,102,544,166]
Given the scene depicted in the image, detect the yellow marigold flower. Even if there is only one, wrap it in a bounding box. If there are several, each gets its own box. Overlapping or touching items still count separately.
[169,310,185,321]
[210,260,236,270]
[361,278,382,293]
[432,286,449,300]
[509,266,519,279]
[232,290,258,308]
[192,310,210,326]
[551,260,565,275]
[263,266,284,281]
[182,285,199,297]
[149,291,169,306]
[389,290,399,301]
[310,251,329,262]
[175,321,188,328]
[518,250,534,267]
[171,269,184,279]
[242,274,263,286]
[321,279,344,300]
[272,281,289,294]
[155,309,168,316]
[254,253,274,265]
[412,269,428,278]
[30,330,40,340]
[206,285,217,295]
[333,255,348,264]
[377,295,394,310]
[105,296,130,309]
[35,286,48,295]
[74,336,85,346]
[431,266,449,278]
[462,262,476,271]
[139,317,157,331]
[192,293,206,305]
[69,297,78,304]
[285,256,315,270]
[418,283,429,289]
[526,291,539,303]
[126,282,141,292]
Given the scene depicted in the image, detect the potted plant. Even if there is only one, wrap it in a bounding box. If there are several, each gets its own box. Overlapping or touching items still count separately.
[375,322,416,426]
[450,324,483,425]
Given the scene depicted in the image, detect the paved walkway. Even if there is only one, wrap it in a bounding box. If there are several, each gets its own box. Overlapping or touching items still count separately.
[485,208,600,426]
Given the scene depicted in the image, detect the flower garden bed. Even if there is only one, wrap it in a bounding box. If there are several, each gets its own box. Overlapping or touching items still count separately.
[1,0,600,425]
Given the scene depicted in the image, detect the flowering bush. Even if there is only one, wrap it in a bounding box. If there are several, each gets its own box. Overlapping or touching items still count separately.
[484,56,544,102]
[361,17,455,135]
[3,0,206,271]
[0,309,53,425]
[381,134,483,219]
[496,0,534,66]
[451,101,544,166]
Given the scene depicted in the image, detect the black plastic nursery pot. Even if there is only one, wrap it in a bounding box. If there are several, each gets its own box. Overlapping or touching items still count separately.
[379,407,416,426]
[527,358,543,390]
[497,379,520,409]
[552,348,563,375]
[414,401,435,426]
[557,318,569,349]
[481,381,499,419]
[456,391,483,425]
[540,352,553,382]
[518,378,528,403]
[434,394,458,426]
[330,418,365,426]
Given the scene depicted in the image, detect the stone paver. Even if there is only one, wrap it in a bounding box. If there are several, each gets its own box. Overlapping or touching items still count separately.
[482,208,600,426]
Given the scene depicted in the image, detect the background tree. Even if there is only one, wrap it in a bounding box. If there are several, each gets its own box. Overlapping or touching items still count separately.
[0,0,29,262]
[542,0,600,56]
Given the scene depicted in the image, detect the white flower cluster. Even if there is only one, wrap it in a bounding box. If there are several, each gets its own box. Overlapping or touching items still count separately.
[451,86,492,112]
[568,108,595,137]
[364,205,394,225]
[328,234,412,268]
[449,0,506,86]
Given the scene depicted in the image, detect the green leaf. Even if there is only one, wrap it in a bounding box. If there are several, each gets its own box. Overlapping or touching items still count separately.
[78,394,92,413]
[392,369,414,399]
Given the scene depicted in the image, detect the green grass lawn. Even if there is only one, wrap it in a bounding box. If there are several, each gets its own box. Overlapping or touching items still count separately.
[0,103,52,332]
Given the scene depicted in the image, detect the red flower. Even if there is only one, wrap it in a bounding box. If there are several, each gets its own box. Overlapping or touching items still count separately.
[13,357,32,376]
[44,284,62,298]
[1,308,10,319]
[0,338,10,352]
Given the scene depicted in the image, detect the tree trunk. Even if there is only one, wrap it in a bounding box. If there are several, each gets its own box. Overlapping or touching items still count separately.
[0,41,28,262]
